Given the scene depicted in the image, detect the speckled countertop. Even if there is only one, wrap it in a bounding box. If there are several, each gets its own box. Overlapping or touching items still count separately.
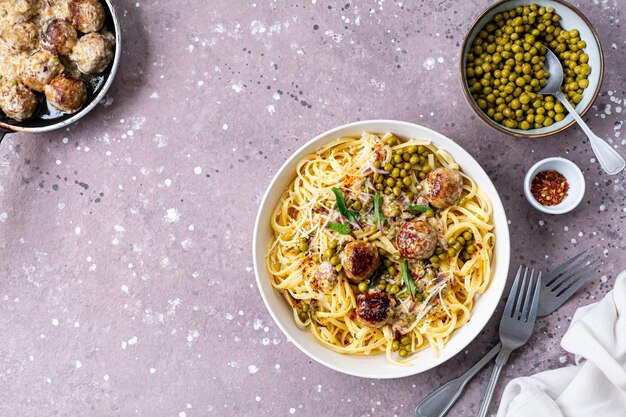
[0,1,624,416]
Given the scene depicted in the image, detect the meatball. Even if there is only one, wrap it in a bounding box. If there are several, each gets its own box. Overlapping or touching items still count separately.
[312,261,338,291]
[341,241,379,284]
[0,81,39,121]
[0,20,38,52]
[70,32,113,73]
[44,75,87,113]
[20,51,64,92]
[422,167,464,209]
[69,0,105,33]
[42,19,78,55]
[356,290,395,328]
[396,219,437,260]
[2,0,35,16]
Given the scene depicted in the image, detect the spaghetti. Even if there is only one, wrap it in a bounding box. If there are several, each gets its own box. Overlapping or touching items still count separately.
[266,132,495,365]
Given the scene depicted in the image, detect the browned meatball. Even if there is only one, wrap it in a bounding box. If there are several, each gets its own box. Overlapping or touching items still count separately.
[341,241,379,284]
[356,290,395,328]
[20,51,64,92]
[44,75,87,114]
[422,167,464,209]
[0,81,39,121]
[42,19,78,55]
[70,32,113,73]
[69,0,105,33]
[0,20,38,52]
[396,220,437,260]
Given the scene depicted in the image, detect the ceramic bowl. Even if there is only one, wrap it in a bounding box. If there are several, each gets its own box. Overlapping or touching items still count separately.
[524,157,585,214]
[460,0,604,138]
[253,120,511,378]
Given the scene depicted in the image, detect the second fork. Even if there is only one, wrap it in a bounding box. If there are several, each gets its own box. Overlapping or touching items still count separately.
[477,266,542,417]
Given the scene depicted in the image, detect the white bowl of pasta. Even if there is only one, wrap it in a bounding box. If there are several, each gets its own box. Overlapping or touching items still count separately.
[253,120,510,379]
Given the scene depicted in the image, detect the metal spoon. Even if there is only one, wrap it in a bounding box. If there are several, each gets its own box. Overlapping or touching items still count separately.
[539,47,625,175]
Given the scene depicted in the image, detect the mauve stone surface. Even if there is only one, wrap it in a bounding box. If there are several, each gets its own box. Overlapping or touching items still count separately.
[0,0,625,416]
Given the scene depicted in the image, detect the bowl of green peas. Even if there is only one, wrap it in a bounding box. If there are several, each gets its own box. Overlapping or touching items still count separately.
[461,0,604,138]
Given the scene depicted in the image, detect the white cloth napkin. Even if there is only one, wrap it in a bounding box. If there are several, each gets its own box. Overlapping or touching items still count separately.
[496,270,626,417]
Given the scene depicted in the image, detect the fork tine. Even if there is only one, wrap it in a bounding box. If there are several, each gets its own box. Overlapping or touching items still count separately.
[521,269,535,321]
[504,265,523,318]
[550,256,594,291]
[554,260,597,293]
[544,251,587,285]
[528,271,542,321]
[546,254,592,288]
[557,263,597,298]
[515,267,529,319]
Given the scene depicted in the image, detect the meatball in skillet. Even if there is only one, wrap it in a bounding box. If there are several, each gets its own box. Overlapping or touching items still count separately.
[2,0,35,16]
[0,21,39,52]
[0,81,39,121]
[421,167,464,209]
[70,32,114,73]
[396,219,438,260]
[20,51,64,92]
[69,0,105,33]
[42,19,78,55]
[341,241,379,284]
[356,289,395,328]
[44,74,87,113]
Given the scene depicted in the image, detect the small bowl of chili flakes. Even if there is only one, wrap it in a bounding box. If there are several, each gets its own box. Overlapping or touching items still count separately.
[524,157,585,214]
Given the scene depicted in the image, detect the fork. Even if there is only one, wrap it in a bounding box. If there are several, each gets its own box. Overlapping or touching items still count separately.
[415,252,596,417]
[476,266,542,417]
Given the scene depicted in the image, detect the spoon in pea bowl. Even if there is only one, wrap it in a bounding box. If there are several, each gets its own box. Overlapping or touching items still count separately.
[540,47,625,175]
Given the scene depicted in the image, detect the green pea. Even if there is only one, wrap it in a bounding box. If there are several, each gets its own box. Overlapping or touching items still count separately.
[399,349,408,358]
[400,336,411,345]
[390,284,400,294]
[392,340,400,351]
[392,168,400,178]
[330,255,340,266]
[425,209,434,218]
[358,282,368,292]
[324,248,334,259]
[386,177,396,187]
[298,311,309,322]
[388,266,397,276]
[429,256,439,264]
[299,242,309,252]
[463,231,473,241]
[447,248,457,257]
[403,177,412,186]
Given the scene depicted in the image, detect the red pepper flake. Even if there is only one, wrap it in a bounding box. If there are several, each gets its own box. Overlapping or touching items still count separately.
[531,170,569,206]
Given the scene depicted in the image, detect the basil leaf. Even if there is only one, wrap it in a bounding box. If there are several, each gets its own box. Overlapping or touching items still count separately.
[328,221,352,235]
[332,187,361,226]
[401,260,418,301]
[406,205,433,215]
[373,193,387,234]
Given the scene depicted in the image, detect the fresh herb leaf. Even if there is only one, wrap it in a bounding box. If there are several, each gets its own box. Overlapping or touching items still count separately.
[373,193,387,234]
[332,187,361,227]
[401,260,418,301]
[406,205,433,216]
[327,222,352,235]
